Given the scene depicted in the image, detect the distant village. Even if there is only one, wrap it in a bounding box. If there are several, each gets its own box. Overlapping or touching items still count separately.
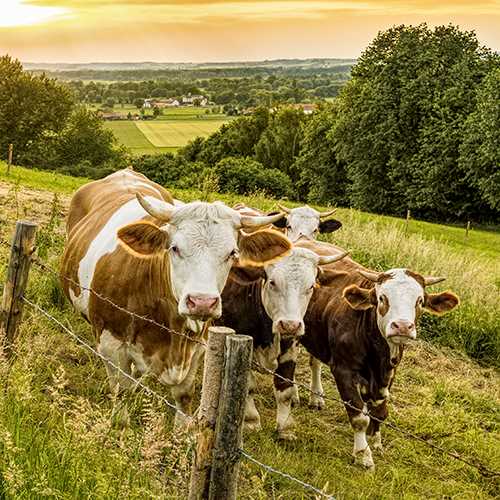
[99,93,317,121]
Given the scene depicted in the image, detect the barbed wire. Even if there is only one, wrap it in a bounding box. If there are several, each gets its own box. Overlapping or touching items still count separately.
[22,295,335,499]
[22,296,192,423]
[252,360,500,478]
[239,449,335,499]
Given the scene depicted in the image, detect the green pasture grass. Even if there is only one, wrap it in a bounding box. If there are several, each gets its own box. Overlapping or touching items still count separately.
[135,120,229,148]
[0,166,498,498]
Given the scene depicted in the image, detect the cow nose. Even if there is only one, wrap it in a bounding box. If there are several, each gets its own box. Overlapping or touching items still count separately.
[390,320,415,336]
[186,294,219,315]
[278,320,302,335]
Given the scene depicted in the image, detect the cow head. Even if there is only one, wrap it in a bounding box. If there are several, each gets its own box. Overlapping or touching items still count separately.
[233,248,348,337]
[343,268,459,345]
[275,204,342,242]
[118,194,291,321]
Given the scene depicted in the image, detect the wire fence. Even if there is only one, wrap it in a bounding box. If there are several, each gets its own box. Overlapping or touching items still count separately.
[1,236,498,496]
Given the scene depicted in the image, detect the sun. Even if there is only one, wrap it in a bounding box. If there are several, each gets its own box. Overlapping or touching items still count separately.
[0,0,69,28]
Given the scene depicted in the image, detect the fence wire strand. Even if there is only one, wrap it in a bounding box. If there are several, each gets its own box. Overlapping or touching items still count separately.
[252,360,500,478]
[240,449,335,499]
[21,296,191,422]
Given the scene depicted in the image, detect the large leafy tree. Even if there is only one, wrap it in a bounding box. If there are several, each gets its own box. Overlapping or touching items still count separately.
[0,55,74,162]
[334,24,499,220]
[459,68,500,211]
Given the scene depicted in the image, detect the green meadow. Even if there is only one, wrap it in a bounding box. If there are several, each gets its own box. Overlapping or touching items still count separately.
[0,164,498,498]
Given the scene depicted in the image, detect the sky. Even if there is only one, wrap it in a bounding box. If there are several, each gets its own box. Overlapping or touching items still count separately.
[0,0,499,63]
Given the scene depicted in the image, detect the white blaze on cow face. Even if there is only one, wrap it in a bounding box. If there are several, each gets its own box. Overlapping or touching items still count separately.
[374,269,423,345]
[261,248,320,337]
[285,207,322,242]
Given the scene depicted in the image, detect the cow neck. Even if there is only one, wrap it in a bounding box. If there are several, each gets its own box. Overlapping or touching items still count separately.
[162,252,210,343]
[241,278,274,347]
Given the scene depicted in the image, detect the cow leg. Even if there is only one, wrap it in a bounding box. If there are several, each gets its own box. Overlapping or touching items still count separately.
[170,347,204,428]
[244,371,261,431]
[367,399,388,453]
[98,330,134,393]
[333,366,374,470]
[308,355,325,410]
[274,339,297,441]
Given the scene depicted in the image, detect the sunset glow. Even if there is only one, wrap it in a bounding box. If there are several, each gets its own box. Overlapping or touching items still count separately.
[0,1,499,62]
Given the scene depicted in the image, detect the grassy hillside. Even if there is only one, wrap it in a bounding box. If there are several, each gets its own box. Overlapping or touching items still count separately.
[0,164,498,498]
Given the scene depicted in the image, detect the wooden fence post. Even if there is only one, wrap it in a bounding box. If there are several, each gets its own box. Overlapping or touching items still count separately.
[209,334,253,500]
[0,221,37,358]
[404,209,411,235]
[7,144,13,174]
[188,326,234,500]
[465,221,471,239]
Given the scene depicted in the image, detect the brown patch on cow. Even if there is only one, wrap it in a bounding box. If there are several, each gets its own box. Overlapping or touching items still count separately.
[424,291,460,315]
[377,294,389,316]
[117,221,169,257]
[229,266,265,285]
[317,269,348,287]
[238,229,292,266]
[343,285,377,310]
[405,269,425,288]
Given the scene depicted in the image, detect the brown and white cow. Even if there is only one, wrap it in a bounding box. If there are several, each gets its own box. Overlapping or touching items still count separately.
[297,239,459,469]
[219,245,347,439]
[60,169,292,424]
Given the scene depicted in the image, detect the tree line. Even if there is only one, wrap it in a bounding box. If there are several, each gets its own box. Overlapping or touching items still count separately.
[1,24,498,223]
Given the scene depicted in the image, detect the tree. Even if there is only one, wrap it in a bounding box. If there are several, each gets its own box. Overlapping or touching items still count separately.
[459,68,500,211]
[134,98,144,109]
[105,98,115,108]
[294,103,349,206]
[333,24,499,220]
[0,55,74,162]
[152,106,160,118]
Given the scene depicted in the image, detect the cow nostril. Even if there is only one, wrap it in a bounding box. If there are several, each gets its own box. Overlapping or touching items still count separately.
[390,321,401,330]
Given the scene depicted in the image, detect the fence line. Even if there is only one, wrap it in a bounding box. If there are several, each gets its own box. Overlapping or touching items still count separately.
[22,295,335,498]
[252,360,500,479]
[22,296,190,422]
[239,449,334,499]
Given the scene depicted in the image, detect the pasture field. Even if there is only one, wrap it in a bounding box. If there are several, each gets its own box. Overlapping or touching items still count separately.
[135,119,229,147]
[0,164,498,498]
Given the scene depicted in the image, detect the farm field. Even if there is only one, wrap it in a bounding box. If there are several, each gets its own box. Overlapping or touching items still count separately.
[0,164,499,498]
[102,115,231,154]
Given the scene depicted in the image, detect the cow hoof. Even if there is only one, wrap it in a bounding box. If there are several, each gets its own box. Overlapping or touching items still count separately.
[308,396,325,410]
[244,420,262,432]
[278,429,297,441]
[353,447,375,471]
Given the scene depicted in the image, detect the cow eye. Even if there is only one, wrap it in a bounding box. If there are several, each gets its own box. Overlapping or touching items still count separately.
[269,280,276,288]
[170,245,181,257]
[227,249,238,261]
[417,297,424,306]
[379,296,384,303]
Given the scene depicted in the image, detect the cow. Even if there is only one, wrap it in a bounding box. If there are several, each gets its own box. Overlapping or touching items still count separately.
[60,168,292,425]
[296,239,459,469]
[233,203,343,242]
[219,245,348,440]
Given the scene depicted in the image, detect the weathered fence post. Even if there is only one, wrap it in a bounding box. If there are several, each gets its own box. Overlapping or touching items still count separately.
[209,334,253,500]
[0,221,37,358]
[465,221,471,239]
[7,144,13,174]
[404,209,411,235]
[188,326,234,500]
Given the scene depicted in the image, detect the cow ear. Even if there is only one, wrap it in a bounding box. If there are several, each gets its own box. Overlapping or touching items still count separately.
[267,211,287,228]
[238,229,292,266]
[118,221,169,257]
[317,269,348,287]
[424,291,459,315]
[230,266,265,285]
[343,284,376,310]
[318,219,342,233]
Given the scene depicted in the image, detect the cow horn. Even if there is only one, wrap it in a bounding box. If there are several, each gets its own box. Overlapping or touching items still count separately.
[136,193,174,221]
[318,208,337,218]
[318,251,349,265]
[358,270,384,282]
[277,203,291,214]
[423,276,446,286]
[240,211,286,228]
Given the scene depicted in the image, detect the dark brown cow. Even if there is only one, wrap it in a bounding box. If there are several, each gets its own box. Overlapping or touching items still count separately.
[296,239,459,469]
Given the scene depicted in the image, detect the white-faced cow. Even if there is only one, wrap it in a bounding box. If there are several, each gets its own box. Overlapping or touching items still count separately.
[60,169,292,424]
[297,239,459,469]
[219,246,347,439]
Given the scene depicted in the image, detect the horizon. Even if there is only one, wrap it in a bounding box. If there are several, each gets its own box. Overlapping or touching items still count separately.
[1,1,499,63]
